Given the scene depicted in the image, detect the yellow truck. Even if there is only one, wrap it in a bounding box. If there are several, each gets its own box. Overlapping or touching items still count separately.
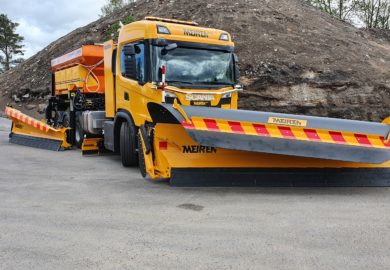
[5,17,390,186]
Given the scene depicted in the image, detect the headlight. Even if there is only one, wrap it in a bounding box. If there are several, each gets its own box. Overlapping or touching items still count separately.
[222,92,232,99]
[165,92,177,98]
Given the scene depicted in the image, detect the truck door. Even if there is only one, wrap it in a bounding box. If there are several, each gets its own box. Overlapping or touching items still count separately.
[116,41,147,126]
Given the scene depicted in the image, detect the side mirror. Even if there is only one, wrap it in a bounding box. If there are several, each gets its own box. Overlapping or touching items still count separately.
[233,53,240,83]
[124,57,137,79]
[123,45,136,56]
[161,43,178,55]
[123,46,137,79]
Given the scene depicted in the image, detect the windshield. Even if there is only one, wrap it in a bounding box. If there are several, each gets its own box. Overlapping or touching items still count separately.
[153,46,235,86]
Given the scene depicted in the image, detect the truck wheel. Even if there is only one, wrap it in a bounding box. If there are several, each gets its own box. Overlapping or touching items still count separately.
[62,112,70,128]
[62,112,72,145]
[75,116,84,149]
[138,135,147,178]
[120,121,138,167]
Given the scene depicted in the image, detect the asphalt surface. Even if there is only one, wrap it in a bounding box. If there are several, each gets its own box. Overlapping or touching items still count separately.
[1,117,390,270]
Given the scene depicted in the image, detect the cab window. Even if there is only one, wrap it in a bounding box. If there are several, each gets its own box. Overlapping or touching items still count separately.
[120,42,145,82]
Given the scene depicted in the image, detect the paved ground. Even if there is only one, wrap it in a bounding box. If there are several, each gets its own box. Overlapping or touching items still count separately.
[1,117,390,270]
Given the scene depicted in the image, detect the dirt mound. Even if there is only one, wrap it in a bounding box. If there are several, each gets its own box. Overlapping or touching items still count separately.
[0,0,389,121]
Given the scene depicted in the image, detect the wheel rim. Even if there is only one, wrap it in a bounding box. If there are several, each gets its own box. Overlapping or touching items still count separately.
[63,117,70,128]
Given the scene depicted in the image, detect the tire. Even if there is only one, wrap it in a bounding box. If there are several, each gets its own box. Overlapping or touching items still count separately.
[75,116,84,149]
[62,112,70,128]
[62,112,72,145]
[120,121,138,167]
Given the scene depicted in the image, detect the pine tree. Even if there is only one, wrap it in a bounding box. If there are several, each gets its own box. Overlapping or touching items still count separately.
[0,14,24,72]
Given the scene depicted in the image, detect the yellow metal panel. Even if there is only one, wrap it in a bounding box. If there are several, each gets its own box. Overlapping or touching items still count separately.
[104,40,116,118]
[55,65,86,93]
[231,92,238,109]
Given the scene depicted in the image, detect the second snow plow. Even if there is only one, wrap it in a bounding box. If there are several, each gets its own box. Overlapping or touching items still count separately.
[5,107,70,151]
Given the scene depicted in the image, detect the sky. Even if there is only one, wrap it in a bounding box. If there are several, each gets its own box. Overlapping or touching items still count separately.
[1,0,107,59]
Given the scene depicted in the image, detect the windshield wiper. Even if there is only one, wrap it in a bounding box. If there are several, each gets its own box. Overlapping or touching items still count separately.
[166,80,193,85]
[198,81,232,85]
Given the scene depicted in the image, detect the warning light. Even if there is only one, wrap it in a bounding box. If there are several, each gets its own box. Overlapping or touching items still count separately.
[159,141,168,150]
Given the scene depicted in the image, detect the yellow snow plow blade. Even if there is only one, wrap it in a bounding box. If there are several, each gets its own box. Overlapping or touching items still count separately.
[139,122,390,186]
[138,103,390,186]
[4,106,71,151]
[147,103,390,164]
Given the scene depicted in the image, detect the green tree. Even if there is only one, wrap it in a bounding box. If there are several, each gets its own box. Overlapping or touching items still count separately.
[355,0,390,29]
[0,14,24,72]
[104,15,135,40]
[306,0,390,28]
[100,0,134,17]
[0,55,4,73]
[306,0,357,20]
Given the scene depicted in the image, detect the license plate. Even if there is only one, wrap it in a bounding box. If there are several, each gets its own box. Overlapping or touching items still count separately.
[191,101,211,106]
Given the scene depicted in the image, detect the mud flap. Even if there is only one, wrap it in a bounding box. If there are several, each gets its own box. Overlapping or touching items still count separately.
[81,138,103,155]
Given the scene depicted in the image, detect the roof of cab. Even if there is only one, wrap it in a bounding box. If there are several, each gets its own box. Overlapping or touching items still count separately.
[117,17,234,47]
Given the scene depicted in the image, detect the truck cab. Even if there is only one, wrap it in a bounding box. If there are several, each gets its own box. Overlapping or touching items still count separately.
[105,17,239,122]
[103,17,241,166]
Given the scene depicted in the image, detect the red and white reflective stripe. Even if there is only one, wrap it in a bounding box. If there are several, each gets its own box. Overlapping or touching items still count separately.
[181,116,390,149]
[253,124,270,137]
[304,129,320,141]
[161,65,166,102]
[161,65,166,89]
[4,107,52,133]
[204,119,219,131]
[181,120,195,129]
[228,121,245,134]
[278,126,296,139]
